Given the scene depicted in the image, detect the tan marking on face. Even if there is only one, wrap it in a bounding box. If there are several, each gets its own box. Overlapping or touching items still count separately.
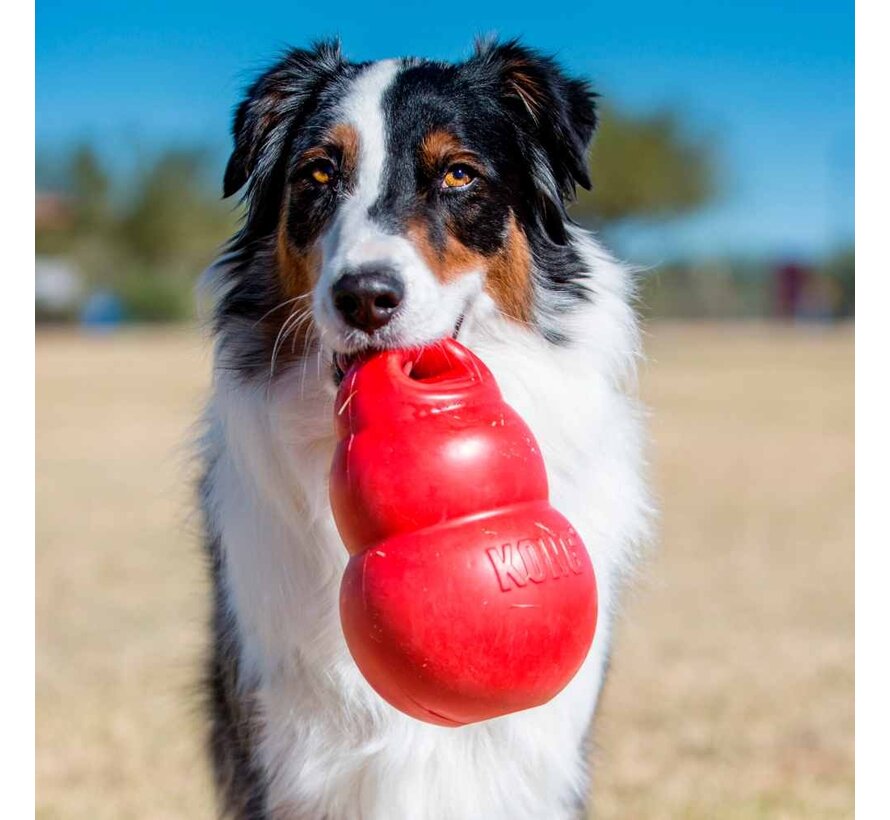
[265,123,360,367]
[420,130,483,175]
[407,220,486,284]
[295,123,360,180]
[297,145,329,164]
[328,122,359,179]
[407,215,534,325]
[420,130,464,171]
[276,222,321,298]
[485,217,534,324]
[270,210,321,361]
[274,122,358,300]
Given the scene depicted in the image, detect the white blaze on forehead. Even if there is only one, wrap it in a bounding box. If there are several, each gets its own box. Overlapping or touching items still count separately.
[314,58,480,354]
[338,59,399,210]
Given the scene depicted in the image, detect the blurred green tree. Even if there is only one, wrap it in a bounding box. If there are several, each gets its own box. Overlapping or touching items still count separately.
[572,105,716,226]
[820,246,855,317]
[117,150,236,268]
[68,145,111,234]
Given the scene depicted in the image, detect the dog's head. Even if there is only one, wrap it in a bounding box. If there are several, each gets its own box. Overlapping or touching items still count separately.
[214,39,597,380]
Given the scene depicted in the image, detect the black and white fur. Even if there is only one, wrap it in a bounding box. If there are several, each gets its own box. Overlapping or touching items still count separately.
[199,39,651,819]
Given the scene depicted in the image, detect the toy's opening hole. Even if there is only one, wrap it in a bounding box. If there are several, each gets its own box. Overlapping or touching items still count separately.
[403,347,470,385]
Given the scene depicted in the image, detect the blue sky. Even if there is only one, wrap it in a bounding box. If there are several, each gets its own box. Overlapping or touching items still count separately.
[36,0,854,260]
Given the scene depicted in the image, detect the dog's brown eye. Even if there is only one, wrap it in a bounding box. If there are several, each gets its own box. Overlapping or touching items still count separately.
[310,160,336,186]
[442,165,476,189]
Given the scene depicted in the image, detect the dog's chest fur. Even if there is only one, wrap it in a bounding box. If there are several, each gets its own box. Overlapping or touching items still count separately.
[201,238,650,820]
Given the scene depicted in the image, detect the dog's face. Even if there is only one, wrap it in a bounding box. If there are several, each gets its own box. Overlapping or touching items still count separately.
[218,41,597,380]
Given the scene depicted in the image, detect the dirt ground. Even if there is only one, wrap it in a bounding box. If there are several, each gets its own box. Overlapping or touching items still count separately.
[36,323,853,819]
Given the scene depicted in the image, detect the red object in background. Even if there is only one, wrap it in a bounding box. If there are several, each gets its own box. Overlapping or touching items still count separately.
[330,338,598,726]
[775,261,810,318]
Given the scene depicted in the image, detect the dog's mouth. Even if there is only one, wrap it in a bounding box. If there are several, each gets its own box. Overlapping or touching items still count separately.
[332,314,466,385]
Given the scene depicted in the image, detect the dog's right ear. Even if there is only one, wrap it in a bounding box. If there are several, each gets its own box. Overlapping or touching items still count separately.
[223,40,347,200]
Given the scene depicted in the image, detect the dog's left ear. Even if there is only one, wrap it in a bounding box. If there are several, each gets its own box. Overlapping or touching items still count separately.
[223,40,348,235]
[471,39,597,201]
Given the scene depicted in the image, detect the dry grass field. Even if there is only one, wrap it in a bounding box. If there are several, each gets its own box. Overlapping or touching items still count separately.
[36,323,853,819]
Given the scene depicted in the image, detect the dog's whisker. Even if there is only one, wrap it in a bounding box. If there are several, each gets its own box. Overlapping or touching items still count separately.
[298,327,320,399]
[291,312,316,356]
[269,316,299,378]
[252,294,310,329]
[270,307,313,380]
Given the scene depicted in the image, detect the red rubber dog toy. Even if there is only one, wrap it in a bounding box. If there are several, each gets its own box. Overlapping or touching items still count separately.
[330,338,597,726]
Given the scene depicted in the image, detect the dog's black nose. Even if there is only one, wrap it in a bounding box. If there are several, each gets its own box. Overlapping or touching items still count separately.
[332,267,404,332]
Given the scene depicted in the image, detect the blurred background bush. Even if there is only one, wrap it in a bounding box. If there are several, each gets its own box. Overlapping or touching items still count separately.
[36,145,236,322]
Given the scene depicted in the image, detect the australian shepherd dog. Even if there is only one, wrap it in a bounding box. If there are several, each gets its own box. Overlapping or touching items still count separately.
[198,38,652,820]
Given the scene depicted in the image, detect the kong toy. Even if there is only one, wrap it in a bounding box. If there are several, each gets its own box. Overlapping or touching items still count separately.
[330,338,597,726]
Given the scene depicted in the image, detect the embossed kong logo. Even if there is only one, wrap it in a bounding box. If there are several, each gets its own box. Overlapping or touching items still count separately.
[486,530,586,592]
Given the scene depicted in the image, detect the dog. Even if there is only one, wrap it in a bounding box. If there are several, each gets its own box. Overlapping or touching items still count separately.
[198,38,652,820]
